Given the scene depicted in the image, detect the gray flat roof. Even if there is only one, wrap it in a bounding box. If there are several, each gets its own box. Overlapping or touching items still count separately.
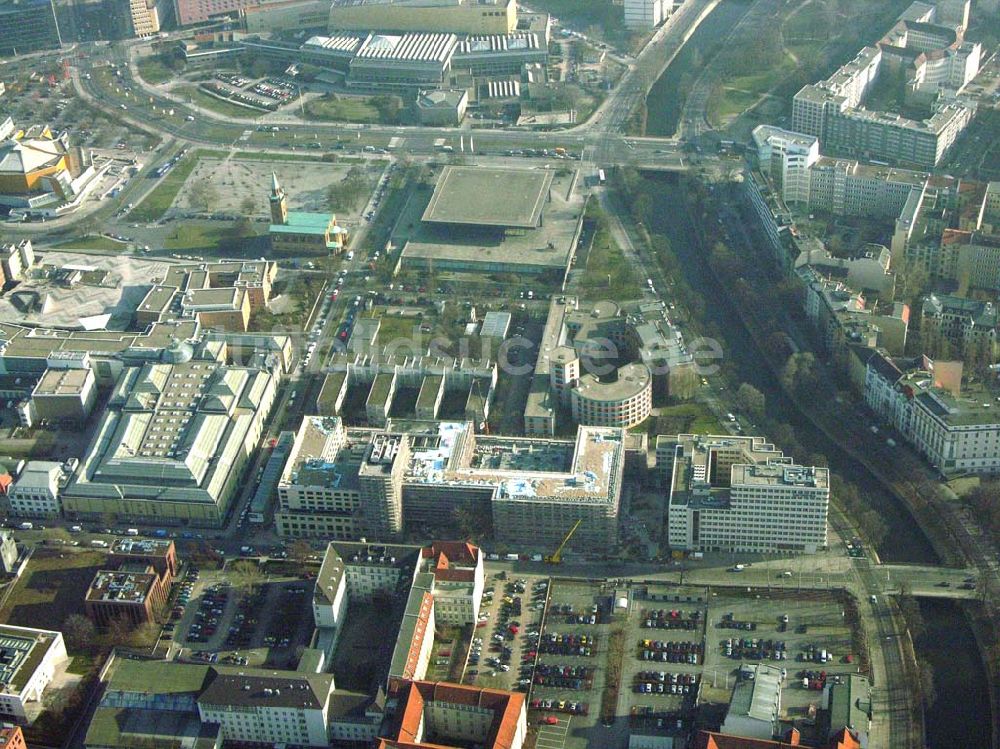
[422,166,553,229]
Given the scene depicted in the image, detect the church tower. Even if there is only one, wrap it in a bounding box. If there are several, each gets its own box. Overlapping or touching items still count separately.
[269,172,288,225]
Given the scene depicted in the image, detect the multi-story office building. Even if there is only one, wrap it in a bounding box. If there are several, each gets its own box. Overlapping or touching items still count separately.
[84,569,168,628]
[752,125,929,217]
[0,0,62,55]
[85,658,378,749]
[865,353,1000,474]
[0,625,67,723]
[526,297,695,435]
[276,419,626,552]
[664,434,829,554]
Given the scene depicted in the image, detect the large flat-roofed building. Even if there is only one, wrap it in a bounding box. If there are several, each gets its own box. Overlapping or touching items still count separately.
[664,434,830,554]
[328,0,516,36]
[399,166,581,278]
[29,361,97,425]
[62,358,277,526]
[0,625,68,723]
[110,538,178,580]
[275,416,366,540]
[275,419,625,550]
[378,679,527,749]
[422,166,552,229]
[348,32,457,91]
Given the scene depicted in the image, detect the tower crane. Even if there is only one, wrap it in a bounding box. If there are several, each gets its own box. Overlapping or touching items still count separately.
[545,519,582,564]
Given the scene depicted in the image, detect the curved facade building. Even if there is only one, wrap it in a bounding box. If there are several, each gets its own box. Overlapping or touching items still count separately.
[570,361,652,429]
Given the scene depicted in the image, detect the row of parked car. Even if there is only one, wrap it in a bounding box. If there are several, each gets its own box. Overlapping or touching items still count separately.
[529,698,589,715]
[723,638,788,661]
[188,583,228,644]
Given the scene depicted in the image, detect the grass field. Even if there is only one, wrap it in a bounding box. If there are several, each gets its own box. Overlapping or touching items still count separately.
[163,224,231,251]
[0,549,106,631]
[650,402,720,437]
[578,220,638,301]
[129,155,199,222]
[708,54,796,126]
[304,96,381,124]
[52,235,125,251]
[136,56,174,85]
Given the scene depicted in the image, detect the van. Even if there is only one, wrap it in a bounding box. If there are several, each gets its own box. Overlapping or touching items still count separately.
[726,412,736,421]
[91,539,109,548]
[505,553,519,561]
[70,525,83,533]
[17,522,33,531]
[124,528,138,536]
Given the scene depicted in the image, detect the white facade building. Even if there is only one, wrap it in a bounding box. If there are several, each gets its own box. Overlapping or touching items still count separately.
[8,461,64,518]
[0,625,67,722]
[196,672,334,747]
[664,434,829,554]
[624,0,668,29]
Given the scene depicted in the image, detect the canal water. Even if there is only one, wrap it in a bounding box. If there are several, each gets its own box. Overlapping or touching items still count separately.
[636,169,992,745]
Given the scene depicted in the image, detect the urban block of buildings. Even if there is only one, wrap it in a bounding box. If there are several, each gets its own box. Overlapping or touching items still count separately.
[661,434,830,554]
[791,0,983,167]
[274,416,628,550]
[0,625,67,724]
[135,259,278,333]
[526,295,697,436]
[6,459,71,518]
[268,173,348,254]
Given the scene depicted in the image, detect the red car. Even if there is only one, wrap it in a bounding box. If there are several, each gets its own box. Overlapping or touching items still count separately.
[541,716,558,725]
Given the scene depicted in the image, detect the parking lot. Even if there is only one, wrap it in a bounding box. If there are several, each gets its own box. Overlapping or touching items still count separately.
[467,573,548,693]
[169,566,314,669]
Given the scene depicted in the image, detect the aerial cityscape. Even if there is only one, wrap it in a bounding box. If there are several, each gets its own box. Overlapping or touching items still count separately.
[0,0,996,746]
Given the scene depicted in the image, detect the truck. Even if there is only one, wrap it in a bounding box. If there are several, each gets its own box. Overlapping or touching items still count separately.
[530,554,543,562]
[90,539,109,548]
[504,553,519,561]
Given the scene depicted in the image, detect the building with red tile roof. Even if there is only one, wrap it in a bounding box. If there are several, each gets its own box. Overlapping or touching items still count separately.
[420,541,485,625]
[379,680,527,749]
[694,728,862,749]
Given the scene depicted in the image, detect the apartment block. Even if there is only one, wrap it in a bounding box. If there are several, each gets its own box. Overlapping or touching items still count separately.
[664,434,829,554]
[865,353,1000,474]
[8,461,66,518]
[790,2,983,168]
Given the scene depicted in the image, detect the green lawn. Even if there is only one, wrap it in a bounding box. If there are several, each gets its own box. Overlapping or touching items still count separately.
[136,56,175,85]
[129,155,199,222]
[579,224,638,301]
[304,96,381,124]
[52,235,125,251]
[650,403,720,437]
[0,549,106,630]
[163,224,230,251]
[708,54,796,126]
